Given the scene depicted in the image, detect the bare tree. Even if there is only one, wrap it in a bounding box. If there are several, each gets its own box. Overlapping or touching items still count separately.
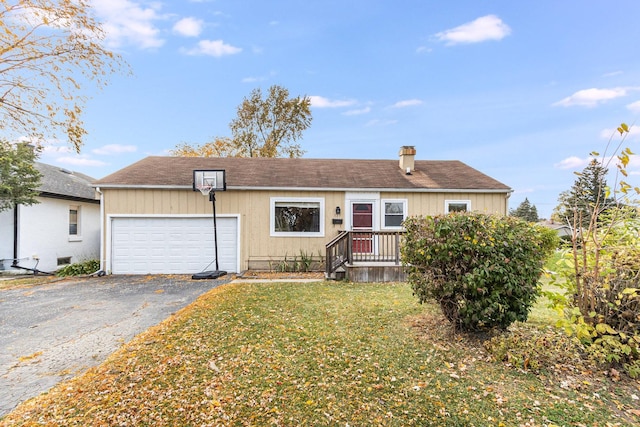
[0,0,125,151]
[229,85,312,158]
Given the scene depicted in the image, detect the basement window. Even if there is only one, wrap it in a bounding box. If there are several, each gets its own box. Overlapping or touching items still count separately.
[57,257,71,266]
[270,198,324,237]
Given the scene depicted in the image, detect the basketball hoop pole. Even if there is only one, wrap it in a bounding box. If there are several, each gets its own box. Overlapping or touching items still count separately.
[192,169,227,280]
[210,190,220,272]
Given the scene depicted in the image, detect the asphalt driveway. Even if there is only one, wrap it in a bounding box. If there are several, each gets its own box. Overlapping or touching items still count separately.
[0,274,231,417]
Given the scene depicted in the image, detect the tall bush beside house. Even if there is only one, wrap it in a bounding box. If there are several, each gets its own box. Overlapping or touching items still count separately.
[546,123,640,378]
[402,212,558,332]
[549,208,640,377]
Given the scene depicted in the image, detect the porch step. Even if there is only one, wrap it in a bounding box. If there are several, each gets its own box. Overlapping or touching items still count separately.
[342,262,407,283]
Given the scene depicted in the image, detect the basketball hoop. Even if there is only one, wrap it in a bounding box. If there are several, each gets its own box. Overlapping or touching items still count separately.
[192,169,227,280]
[196,182,213,196]
[193,170,226,193]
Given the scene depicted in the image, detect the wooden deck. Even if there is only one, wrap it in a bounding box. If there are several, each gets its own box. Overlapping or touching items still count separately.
[326,231,408,282]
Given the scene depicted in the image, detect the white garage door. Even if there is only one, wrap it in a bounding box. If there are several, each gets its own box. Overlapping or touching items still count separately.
[111,217,238,274]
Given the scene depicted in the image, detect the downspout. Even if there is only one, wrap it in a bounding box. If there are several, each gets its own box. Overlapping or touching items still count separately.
[11,204,18,267]
[10,203,53,275]
[96,186,105,273]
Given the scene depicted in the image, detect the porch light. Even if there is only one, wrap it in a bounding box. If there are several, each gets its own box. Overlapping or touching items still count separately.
[192,169,227,280]
[335,206,341,215]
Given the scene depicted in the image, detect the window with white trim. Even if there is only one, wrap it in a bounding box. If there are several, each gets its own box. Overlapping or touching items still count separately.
[69,206,79,236]
[445,200,471,213]
[382,200,407,228]
[270,198,324,236]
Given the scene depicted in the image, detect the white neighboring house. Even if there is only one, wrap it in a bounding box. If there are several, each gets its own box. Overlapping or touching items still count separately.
[0,162,100,274]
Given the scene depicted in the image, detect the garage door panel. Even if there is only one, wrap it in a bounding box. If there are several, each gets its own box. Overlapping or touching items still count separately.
[111,217,237,274]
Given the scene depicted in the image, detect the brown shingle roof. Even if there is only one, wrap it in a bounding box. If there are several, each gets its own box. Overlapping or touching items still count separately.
[94,156,511,192]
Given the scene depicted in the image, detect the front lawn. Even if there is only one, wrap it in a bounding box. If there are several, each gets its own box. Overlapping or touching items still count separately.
[2,281,638,426]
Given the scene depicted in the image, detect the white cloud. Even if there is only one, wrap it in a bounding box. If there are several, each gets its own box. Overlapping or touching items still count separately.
[309,96,357,108]
[603,70,623,77]
[554,156,589,170]
[39,140,73,155]
[56,156,108,167]
[553,87,630,107]
[173,17,204,37]
[91,0,165,49]
[627,100,640,113]
[242,71,276,83]
[513,188,536,195]
[434,15,511,45]
[365,119,398,127]
[554,153,640,175]
[183,39,242,57]
[600,125,640,145]
[416,46,432,54]
[343,107,371,116]
[391,99,423,108]
[92,144,137,155]
[628,125,640,139]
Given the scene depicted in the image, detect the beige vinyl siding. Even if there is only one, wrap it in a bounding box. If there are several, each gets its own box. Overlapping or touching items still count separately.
[101,188,508,272]
[380,192,508,217]
[101,189,344,271]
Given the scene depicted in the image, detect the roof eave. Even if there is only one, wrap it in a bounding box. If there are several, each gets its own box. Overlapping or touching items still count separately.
[39,192,100,203]
[94,184,513,193]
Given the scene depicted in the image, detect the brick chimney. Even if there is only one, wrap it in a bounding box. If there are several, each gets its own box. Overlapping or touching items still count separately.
[399,146,416,174]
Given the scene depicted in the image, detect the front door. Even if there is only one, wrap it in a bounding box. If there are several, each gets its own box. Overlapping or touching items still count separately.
[351,202,373,253]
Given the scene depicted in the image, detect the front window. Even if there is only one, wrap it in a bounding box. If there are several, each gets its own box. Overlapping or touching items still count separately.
[445,200,471,213]
[271,198,324,236]
[382,200,406,228]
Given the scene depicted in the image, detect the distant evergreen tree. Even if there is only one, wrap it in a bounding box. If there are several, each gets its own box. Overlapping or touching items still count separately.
[509,198,539,222]
[553,159,613,227]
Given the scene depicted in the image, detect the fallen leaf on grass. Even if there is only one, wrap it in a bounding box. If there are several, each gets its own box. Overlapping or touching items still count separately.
[628,409,640,417]
[208,360,221,372]
[19,351,43,363]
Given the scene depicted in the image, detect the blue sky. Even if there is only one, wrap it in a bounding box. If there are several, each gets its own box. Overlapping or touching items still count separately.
[38,0,640,219]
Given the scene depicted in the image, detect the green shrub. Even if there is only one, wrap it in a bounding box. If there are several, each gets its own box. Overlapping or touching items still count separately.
[56,259,100,277]
[549,210,640,377]
[402,212,558,331]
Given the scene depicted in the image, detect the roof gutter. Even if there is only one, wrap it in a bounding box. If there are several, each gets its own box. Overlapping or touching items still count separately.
[38,191,100,204]
[93,184,514,194]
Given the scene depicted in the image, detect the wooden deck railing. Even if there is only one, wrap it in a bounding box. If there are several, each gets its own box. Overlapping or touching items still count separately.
[325,230,404,276]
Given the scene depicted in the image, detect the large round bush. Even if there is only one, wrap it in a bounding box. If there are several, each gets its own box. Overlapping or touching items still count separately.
[402,212,557,331]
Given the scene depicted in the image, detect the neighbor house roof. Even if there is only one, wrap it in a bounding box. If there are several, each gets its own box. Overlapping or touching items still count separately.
[94,156,512,193]
[36,162,98,202]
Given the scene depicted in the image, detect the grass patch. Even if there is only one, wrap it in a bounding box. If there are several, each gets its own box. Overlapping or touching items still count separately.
[0,275,63,290]
[2,281,638,426]
[527,274,564,326]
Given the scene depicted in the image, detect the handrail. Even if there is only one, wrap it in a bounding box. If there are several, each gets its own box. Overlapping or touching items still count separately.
[325,230,349,276]
[326,230,405,276]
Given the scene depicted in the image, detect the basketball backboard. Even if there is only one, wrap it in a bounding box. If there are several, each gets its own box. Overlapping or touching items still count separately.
[193,169,226,195]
